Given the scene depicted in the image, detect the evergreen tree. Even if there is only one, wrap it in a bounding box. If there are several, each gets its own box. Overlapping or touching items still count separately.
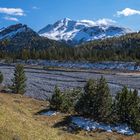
[76,79,96,115]
[51,86,82,113]
[11,64,26,94]
[115,87,140,132]
[76,77,112,122]
[129,89,140,132]
[0,71,3,84]
[50,86,63,110]
[115,86,131,123]
[95,76,112,122]
[61,88,82,113]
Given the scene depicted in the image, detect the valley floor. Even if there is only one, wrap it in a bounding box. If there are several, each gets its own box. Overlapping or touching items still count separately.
[0,93,140,140]
[0,62,140,100]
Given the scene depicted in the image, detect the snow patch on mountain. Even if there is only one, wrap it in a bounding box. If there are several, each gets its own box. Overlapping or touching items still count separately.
[0,24,33,40]
[0,27,26,40]
[39,18,133,44]
[0,27,5,32]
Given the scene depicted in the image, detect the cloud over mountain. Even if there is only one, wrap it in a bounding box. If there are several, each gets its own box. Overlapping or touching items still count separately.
[116,8,140,17]
[3,16,19,22]
[0,7,25,16]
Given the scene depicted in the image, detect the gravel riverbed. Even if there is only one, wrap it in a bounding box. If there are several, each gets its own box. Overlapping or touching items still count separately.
[0,64,140,100]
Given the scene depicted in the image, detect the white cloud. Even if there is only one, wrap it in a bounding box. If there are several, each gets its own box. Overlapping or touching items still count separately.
[4,16,19,22]
[80,20,96,26]
[96,18,116,26]
[0,7,25,16]
[116,8,140,17]
[32,6,40,10]
[80,18,116,26]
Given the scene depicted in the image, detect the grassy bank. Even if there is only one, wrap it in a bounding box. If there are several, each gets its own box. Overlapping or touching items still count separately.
[0,93,140,140]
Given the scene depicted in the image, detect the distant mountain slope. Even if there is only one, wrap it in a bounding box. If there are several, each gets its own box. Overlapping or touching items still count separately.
[78,32,140,49]
[0,23,139,61]
[0,24,38,40]
[38,18,133,45]
[0,24,67,51]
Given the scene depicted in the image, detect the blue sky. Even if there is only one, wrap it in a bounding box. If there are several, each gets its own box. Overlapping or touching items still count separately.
[0,0,140,31]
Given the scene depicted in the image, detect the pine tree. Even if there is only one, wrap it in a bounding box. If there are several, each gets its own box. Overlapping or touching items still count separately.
[115,87,140,132]
[50,86,63,110]
[115,86,131,123]
[95,76,112,122]
[76,79,96,115]
[76,77,112,122]
[0,71,3,84]
[11,64,26,94]
[61,88,82,113]
[129,89,140,132]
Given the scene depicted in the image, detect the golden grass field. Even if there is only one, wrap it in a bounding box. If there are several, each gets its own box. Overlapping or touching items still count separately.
[0,93,140,140]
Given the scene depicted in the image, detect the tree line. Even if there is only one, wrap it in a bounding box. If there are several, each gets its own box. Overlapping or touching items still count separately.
[0,32,140,61]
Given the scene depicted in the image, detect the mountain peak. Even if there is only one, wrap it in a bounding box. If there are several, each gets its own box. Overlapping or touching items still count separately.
[59,18,72,26]
[0,23,37,41]
[62,18,71,22]
[39,18,133,45]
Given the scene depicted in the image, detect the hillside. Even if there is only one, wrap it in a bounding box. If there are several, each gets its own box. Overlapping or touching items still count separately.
[0,24,140,61]
[0,93,90,140]
[75,32,140,60]
[0,93,140,140]
[26,32,140,61]
[0,24,68,52]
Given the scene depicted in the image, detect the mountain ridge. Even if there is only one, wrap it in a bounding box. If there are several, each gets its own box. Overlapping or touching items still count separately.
[0,23,68,51]
[38,18,133,45]
[0,22,139,61]
[0,19,134,47]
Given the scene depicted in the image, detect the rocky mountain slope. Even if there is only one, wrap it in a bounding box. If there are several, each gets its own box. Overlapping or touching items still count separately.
[0,19,133,50]
[39,18,132,45]
[0,24,38,40]
[0,24,67,51]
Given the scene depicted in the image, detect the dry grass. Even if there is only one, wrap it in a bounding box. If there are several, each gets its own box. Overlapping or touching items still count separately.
[0,93,140,140]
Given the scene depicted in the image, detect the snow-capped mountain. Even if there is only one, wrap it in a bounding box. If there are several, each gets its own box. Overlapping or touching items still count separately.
[38,18,133,45]
[0,23,67,50]
[0,24,38,40]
